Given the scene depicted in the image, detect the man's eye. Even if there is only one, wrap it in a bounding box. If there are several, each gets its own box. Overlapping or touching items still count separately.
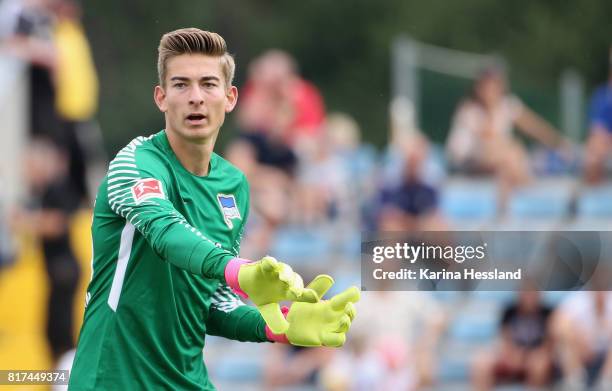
[203,82,217,88]
[174,83,186,88]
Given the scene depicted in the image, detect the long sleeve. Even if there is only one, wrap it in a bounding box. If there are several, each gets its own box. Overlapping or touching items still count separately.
[106,137,234,280]
[206,284,268,342]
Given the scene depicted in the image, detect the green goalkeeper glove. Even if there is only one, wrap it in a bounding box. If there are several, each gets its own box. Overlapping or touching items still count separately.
[266,275,360,347]
[225,256,320,334]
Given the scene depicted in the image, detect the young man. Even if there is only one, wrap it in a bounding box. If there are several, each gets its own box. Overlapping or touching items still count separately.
[68,28,359,390]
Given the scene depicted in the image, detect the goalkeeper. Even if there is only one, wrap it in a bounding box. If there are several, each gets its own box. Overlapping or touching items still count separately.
[68,28,359,390]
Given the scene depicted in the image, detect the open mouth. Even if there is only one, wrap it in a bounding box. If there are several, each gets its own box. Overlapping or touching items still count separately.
[187,114,206,121]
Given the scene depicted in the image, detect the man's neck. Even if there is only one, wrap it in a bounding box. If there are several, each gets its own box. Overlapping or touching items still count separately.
[166,129,216,176]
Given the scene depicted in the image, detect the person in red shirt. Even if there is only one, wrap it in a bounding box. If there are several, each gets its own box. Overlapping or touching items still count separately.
[238,49,325,149]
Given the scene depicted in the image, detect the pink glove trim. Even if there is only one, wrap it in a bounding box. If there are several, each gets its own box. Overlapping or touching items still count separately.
[265,306,290,343]
[225,258,249,299]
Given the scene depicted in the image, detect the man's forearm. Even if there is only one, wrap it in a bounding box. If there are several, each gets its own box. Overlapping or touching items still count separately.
[207,305,268,343]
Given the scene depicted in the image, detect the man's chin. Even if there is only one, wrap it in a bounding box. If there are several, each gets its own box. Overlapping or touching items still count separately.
[177,126,217,142]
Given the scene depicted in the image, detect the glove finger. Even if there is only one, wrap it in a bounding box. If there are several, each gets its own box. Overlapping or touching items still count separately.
[294,287,320,303]
[260,256,279,274]
[344,302,356,321]
[258,302,289,334]
[286,273,307,301]
[306,274,334,299]
[277,263,304,291]
[276,262,293,282]
[321,331,346,348]
[336,314,351,333]
[330,286,361,311]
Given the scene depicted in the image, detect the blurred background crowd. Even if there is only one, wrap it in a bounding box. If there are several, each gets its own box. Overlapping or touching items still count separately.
[1,0,612,390]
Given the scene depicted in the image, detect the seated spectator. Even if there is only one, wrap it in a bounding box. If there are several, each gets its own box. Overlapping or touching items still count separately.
[377,132,446,232]
[446,66,568,203]
[552,290,612,389]
[295,113,375,227]
[382,97,445,188]
[230,50,328,252]
[584,46,612,184]
[472,288,554,391]
[238,49,325,153]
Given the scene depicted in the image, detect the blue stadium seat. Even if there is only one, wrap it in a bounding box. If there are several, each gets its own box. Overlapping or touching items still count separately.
[326,272,361,297]
[440,179,497,223]
[508,180,574,220]
[212,356,263,382]
[577,183,612,218]
[471,290,516,304]
[431,290,462,303]
[271,226,331,264]
[438,357,470,383]
[449,315,498,342]
[338,229,361,261]
[542,291,568,307]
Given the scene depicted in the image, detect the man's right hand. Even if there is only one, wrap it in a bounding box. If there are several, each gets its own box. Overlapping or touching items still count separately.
[225,256,320,334]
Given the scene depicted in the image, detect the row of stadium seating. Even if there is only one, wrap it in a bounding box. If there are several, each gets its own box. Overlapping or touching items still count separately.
[442,177,612,225]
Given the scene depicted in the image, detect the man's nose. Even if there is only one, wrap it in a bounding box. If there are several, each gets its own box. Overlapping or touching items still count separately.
[189,86,204,105]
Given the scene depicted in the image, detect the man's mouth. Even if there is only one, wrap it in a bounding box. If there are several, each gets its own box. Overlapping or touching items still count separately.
[186,114,206,121]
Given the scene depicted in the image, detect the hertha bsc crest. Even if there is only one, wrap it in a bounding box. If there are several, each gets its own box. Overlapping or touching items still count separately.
[217,194,241,229]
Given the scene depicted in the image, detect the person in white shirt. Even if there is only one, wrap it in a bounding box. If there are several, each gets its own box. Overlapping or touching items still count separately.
[446,67,568,204]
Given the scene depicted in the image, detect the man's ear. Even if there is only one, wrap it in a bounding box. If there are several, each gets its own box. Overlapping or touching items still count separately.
[225,85,238,113]
[154,85,167,112]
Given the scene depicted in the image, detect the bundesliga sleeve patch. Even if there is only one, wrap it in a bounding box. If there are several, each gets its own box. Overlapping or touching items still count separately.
[131,178,166,204]
[217,194,241,229]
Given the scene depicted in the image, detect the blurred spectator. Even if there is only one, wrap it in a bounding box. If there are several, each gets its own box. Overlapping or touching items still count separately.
[238,49,325,152]
[50,0,101,201]
[446,67,568,203]
[382,97,445,188]
[584,46,612,184]
[296,113,375,227]
[321,291,445,390]
[472,289,553,390]
[225,139,294,258]
[263,345,334,389]
[377,132,446,232]
[10,138,81,363]
[0,0,98,204]
[552,290,612,389]
[228,49,328,255]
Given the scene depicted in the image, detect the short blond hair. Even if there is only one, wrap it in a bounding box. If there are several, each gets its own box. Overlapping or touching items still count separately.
[157,28,235,88]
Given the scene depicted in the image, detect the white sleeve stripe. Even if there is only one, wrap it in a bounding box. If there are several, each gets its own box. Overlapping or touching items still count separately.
[108,182,132,191]
[108,170,140,177]
[125,210,139,220]
[109,164,137,170]
[111,202,131,213]
[108,187,131,197]
[111,157,136,163]
[109,192,132,203]
[109,163,137,169]
[210,284,243,312]
[109,196,133,208]
[108,176,138,184]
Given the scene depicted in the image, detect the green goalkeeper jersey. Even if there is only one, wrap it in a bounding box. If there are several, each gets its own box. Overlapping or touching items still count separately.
[69,130,267,390]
